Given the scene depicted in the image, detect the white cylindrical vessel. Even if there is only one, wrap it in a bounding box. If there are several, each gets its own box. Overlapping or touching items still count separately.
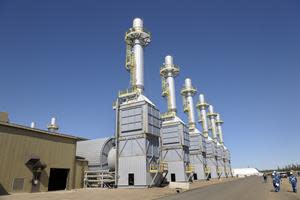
[165,55,176,111]
[199,94,209,133]
[48,117,59,132]
[30,122,35,128]
[165,55,173,65]
[187,96,196,124]
[185,78,192,89]
[133,39,144,93]
[184,78,196,125]
[199,94,205,104]
[51,117,56,125]
[133,18,143,29]
[216,114,224,144]
[166,76,176,111]
[208,105,217,140]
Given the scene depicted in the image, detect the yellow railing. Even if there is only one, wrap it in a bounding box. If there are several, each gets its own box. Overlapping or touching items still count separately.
[186,165,195,173]
[217,168,222,175]
[118,88,138,98]
[180,86,197,96]
[149,162,168,173]
[161,111,175,120]
[125,27,151,38]
[160,64,179,72]
[204,166,211,174]
[159,64,180,77]
[195,101,209,109]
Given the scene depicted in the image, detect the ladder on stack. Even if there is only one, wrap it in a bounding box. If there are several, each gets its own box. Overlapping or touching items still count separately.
[84,170,115,188]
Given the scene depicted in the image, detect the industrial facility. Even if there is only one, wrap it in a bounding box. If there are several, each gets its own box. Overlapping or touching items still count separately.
[0,17,232,195]
[109,18,232,187]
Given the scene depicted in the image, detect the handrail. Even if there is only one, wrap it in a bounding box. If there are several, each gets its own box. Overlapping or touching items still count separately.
[149,162,168,173]
[186,164,195,173]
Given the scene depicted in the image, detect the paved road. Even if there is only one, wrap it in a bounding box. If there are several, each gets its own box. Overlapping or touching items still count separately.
[159,176,300,200]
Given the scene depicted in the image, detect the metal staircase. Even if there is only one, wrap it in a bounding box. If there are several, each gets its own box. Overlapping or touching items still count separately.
[149,162,168,187]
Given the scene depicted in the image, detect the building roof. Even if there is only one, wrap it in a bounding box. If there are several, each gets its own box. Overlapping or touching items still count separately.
[0,121,87,141]
[233,168,260,176]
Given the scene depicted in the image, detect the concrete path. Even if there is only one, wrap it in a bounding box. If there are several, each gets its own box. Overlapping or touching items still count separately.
[159,176,300,200]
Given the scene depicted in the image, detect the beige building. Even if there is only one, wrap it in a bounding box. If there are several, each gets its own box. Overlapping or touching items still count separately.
[0,113,87,195]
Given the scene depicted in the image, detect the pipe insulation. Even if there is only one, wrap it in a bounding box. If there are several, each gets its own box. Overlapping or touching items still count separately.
[208,105,217,141]
[185,79,196,125]
[216,114,224,144]
[198,94,209,137]
[181,78,197,130]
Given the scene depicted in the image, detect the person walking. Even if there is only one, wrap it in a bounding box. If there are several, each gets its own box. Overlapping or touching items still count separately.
[289,172,298,193]
[263,173,268,183]
[273,172,281,192]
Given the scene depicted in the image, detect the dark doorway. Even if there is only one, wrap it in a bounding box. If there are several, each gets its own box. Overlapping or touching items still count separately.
[171,173,176,182]
[207,173,211,181]
[48,168,69,191]
[193,173,198,180]
[128,173,134,186]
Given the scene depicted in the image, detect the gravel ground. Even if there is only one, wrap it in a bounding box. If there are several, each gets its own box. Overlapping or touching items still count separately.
[0,178,236,200]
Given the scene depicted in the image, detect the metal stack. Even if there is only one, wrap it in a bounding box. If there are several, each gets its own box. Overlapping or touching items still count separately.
[206,105,221,178]
[160,56,191,183]
[114,18,164,188]
[215,114,232,177]
[195,94,217,179]
[47,117,58,132]
[110,18,232,187]
[181,78,205,181]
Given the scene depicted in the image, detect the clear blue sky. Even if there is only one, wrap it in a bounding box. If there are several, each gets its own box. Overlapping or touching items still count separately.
[0,0,299,170]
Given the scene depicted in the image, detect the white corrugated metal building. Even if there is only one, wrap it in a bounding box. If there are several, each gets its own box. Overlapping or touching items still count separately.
[233,168,261,177]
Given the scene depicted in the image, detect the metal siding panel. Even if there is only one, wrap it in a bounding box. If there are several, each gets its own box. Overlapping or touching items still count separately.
[0,126,76,193]
[117,100,161,187]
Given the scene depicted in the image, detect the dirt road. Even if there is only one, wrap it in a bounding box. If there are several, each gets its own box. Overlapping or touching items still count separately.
[1,177,298,200]
[159,176,300,200]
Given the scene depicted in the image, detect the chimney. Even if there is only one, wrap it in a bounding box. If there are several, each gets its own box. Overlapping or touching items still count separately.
[30,122,36,128]
[0,112,9,123]
[47,117,59,132]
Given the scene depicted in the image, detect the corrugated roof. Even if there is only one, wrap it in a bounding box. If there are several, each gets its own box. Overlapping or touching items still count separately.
[0,121,87,141]
[233,168,260,176]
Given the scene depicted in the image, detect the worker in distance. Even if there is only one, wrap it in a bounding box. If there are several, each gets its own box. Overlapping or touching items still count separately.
[289,171,298,193]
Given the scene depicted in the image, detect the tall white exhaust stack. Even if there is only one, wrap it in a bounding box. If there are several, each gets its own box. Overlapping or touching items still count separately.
[181,78,197,131]
[160,55,179,116]
[125,18,151,94]
[215,114,224,145]
[47,117,59,132]
[207,105,218,141]
[196,94,209,137]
